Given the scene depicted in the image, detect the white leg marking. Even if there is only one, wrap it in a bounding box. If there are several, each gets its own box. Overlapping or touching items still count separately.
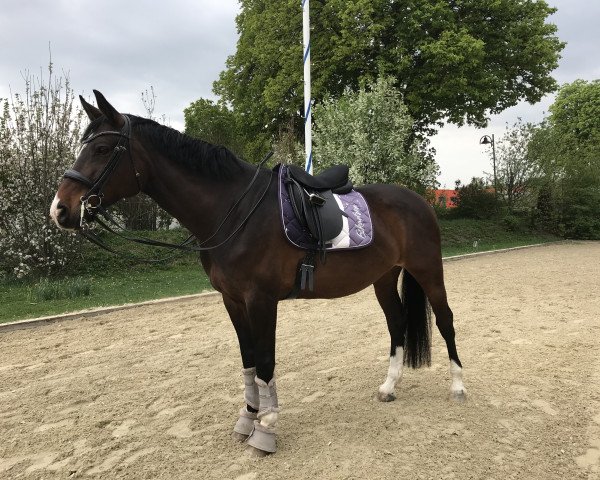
[379,347,404,396]
[49,194,61,227]
[450,360,465,395]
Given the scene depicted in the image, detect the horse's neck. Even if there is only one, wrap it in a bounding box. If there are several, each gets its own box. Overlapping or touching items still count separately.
[142,154,254,239]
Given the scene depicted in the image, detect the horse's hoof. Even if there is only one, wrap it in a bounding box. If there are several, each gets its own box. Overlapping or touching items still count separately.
[232,431,249,442]
[450,390,467,403]
[246,421,277,454]
[246,445,272,457]
[377,391,396,402]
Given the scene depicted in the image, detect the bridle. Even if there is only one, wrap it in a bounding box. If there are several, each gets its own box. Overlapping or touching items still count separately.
[63,114,140,226]
[62,115,273,258]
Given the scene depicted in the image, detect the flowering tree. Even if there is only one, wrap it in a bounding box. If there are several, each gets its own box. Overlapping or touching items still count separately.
[313,77,439,191]
[0,65,84,278]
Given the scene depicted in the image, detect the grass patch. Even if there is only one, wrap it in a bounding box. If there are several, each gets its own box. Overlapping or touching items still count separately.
[439,219,560,257]
[0,265,211,324]
[29,278,91,302]
[0,221,561,324]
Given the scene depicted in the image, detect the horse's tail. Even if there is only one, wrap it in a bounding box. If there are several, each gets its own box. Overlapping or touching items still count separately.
[401,269,432,369]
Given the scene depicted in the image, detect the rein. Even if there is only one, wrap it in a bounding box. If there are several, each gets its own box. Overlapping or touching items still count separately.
[63,119,274,259]
[90,158,273,254]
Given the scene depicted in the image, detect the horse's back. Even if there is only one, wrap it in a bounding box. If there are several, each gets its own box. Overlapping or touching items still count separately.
[358,183,440,234]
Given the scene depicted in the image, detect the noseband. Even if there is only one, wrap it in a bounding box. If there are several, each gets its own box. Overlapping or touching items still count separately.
[63,115,140,225]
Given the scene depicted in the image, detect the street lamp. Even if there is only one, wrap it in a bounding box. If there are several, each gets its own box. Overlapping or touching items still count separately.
[480,134,497,199]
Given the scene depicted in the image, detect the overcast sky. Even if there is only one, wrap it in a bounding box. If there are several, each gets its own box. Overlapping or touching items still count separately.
[1,0,597,187]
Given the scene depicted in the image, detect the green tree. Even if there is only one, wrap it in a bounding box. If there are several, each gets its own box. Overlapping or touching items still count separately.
[184,98,246,158]
[529,80,600,238]
[546,80,600,171]
[312,77,438,191]
[214,0,564,155]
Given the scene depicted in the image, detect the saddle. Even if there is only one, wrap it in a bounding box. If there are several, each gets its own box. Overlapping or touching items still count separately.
[284,164,353,254]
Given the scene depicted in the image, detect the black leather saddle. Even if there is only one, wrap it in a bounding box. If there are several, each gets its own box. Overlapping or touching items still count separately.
[284,165,354,254]
[285,164,353,194]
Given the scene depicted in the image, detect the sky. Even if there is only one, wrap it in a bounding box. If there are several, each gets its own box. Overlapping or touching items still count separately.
[1,0,598,188]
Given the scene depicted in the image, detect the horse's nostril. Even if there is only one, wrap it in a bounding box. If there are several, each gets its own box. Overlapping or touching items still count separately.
[56,202,68,223]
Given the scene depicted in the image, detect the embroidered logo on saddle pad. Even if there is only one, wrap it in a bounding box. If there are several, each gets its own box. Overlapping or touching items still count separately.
[277,164,373,250]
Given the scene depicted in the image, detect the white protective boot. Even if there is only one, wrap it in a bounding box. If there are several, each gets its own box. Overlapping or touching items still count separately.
[233,367,259,438]
[247,376,279,453]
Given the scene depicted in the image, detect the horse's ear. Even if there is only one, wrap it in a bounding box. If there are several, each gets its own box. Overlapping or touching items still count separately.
[93,90,125,128]
[79,95,102,121]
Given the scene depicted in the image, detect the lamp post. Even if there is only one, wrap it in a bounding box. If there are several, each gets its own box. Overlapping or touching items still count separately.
[480,134,497,199]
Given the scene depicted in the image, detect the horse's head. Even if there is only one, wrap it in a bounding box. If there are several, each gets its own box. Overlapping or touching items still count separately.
[50,90,141,230]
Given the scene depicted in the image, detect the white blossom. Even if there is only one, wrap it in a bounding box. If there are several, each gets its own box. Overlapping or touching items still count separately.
[0,65,84,278]
[312,77,439,190]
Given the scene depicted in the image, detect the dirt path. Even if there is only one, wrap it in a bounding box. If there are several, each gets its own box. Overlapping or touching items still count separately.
[1,242,599,479]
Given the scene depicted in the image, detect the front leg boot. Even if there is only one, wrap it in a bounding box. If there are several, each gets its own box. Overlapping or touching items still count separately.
[233,407,257,441]
[246,376,279,454]
[232,367,260,441]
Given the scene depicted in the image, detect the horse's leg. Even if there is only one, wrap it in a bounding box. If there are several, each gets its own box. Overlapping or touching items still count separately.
[407,259,466,402]
[222,295,260,441]
[374,266,407,402]
[243,294,279,455]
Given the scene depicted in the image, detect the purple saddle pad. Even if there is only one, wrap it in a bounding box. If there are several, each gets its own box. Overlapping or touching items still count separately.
[277,164,374,250]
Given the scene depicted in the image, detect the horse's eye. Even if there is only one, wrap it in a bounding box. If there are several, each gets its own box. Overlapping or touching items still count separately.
[95,145,110,155]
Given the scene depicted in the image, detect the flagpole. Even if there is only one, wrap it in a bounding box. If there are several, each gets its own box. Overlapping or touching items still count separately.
[302,0,313,174]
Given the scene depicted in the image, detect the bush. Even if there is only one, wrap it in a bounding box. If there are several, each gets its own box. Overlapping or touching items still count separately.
[533,181,559,233]
[432,203,453,219]
[502,213,527,232]
[501,214,521,232]
[561,183,600,239]
[452,178,498,219]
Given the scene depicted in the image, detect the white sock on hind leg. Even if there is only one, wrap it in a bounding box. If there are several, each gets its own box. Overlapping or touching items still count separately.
[378,347,404,397]
[450,360,465,394]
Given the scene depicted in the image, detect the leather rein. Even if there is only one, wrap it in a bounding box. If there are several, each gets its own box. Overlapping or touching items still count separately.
[63,115,273,259]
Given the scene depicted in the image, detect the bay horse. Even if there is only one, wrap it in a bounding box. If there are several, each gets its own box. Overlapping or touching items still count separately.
[50,91,465,455]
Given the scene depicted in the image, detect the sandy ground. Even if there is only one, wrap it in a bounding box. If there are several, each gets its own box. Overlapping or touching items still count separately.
[1,242,600,480]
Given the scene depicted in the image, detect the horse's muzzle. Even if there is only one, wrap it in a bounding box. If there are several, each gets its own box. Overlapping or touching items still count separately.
[50,195,82,231]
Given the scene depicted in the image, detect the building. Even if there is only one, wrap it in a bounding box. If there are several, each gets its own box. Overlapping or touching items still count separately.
[433,189,458,208]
